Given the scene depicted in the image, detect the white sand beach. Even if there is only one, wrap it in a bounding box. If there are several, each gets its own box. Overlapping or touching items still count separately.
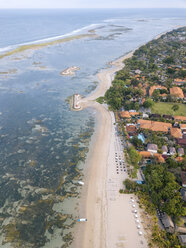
[73,48,148,248]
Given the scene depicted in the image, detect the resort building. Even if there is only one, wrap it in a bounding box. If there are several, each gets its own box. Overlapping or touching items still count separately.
[139,151,165,164]
[149,85,167,96]
[137,119,172,132]
[174,116,186,122]
[126,125,137,136]
[169,147,176,156]
[120,111,139,119]
[170,87,184,98]
[178,148,184,156]
[147,144,158,153]
[170,127,182,139]
[180,124,186,131]
[173,78,186,86]
[178,235,186,246]
[161,214,174,233]
[162,145,168,155]
[177,138,186,147]
[163,114,173,120]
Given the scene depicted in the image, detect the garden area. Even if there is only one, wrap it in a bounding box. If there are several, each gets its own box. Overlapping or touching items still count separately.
[151,102,186,116]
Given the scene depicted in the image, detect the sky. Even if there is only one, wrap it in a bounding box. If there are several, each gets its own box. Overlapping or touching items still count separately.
[0,0,186,9]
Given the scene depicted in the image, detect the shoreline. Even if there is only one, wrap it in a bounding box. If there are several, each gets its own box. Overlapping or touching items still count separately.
[73,50,136,248]
[73,26,184,248]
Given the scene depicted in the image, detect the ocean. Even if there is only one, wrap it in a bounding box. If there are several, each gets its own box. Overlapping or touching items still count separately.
[0,8,185,248]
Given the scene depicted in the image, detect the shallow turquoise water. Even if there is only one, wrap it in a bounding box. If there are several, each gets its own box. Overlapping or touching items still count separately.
[0,9,185,247]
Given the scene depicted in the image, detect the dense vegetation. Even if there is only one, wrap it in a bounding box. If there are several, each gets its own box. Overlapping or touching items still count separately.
[144,164,186,218]
[103,27,186,111]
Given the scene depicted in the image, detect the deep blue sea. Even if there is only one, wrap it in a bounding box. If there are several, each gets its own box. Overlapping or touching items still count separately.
[0,8,185,248]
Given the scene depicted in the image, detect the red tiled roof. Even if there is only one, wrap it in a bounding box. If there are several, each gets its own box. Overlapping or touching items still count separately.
[174,116,186,122]
[126,125,137,133]
[137,119,171,132]
[175,157,183,162]
[120,111,131,118]
[170,128,182,139]
[139,151,165,163]
[149,85,167,96]
[170,87,184,98]
[120,111,139,118]
[139,151,151,158]
[180,124,186,129]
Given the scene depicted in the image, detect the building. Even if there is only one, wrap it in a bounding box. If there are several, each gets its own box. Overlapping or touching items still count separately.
[175,156,183,162]
[177,138,186,147]
[126,125,137,136]
[173,78,186,86]
[120,111,131,119]
[180,124,186,131]
[139,151,165,163]
[150,114,161,118]
[174,116,186,122]
[143,113,149,118]
[178,148,184,156]
[170,87,184,98]
[181,171,186,187]
[170,127,182,139]
[154,153,165,163]
[73,94,81,109]
[137,119,172,132]
[163,114,173,120]
[120,111,139,119]
[135,69,142,74]
[178,235,186,246]
[147,144,158,153]
[169,147,176,156]
[149,85,167,96]
[161,214,174,233]
[162,145,168,155]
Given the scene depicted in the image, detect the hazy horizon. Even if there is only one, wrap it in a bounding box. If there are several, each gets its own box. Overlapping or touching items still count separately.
[0,0,186,9]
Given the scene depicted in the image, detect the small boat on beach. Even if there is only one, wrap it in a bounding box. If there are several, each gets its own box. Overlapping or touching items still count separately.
[77,218,87,222]
[78,181,84,185]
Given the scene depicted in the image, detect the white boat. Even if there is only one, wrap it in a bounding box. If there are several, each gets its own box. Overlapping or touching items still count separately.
[77,218,87,222]
[78,181,84,185]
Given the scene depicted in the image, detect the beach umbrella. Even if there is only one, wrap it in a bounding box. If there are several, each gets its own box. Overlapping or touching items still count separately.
[136,219,140,223]
[134,209,137,213]
[132,204,136,208]
[135,214,138,218]
[137,225,141,229]
[138,231,143,235]
[131,199,135,202]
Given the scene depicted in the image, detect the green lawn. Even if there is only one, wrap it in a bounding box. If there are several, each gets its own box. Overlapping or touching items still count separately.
[151,102,186,116]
